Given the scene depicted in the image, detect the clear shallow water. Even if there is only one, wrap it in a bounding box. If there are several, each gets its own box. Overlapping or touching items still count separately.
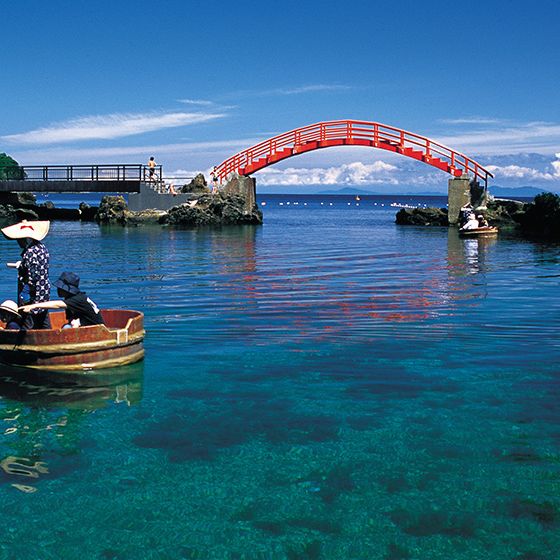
[0,194,559,559]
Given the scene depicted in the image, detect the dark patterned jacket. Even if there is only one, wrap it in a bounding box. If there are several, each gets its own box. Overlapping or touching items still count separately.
[18,241,50,313]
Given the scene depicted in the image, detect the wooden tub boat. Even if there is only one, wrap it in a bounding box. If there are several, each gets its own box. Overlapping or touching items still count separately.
[0,309,144,372]
[459,226,499,237]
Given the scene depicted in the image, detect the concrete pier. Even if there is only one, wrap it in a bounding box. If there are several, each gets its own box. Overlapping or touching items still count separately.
[447,175,471,225]
[128,183,194,212]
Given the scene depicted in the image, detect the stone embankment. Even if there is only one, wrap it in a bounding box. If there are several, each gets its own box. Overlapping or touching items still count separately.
[0,174,263,228]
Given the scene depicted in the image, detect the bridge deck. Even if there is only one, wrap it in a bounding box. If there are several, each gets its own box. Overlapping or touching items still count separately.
[0,164,160,193]
[0,180,143,193]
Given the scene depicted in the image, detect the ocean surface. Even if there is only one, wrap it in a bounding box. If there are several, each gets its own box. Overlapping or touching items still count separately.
[0,193,559,559]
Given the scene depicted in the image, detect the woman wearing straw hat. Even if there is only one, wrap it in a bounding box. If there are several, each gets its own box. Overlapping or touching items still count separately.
[1,220,51,330]
[0,300,24,330]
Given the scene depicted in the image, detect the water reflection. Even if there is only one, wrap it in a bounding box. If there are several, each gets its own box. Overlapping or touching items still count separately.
[0,365,143,493]
[447,229,496,276]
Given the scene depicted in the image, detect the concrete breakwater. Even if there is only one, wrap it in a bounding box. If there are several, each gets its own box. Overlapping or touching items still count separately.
[0,174,263,228]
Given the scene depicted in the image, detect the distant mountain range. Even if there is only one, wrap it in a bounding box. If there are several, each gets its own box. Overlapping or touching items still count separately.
[489,185,548,198]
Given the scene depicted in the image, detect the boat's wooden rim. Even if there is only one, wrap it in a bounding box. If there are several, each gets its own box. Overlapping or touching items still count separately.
[18,348,146,372]
[0,331,145,354]
[459,226,499,236]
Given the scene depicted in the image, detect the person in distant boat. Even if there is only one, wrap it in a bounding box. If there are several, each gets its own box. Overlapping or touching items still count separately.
[477,214,489,227]
[0,300,25,330]
[147,156,158,182]
[1,220,51,329]
[459,213,480,231]
[20,271,104,328]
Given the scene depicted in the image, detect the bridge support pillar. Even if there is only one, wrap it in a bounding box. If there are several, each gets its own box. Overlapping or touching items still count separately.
[222,174,256,213]
[447,175,471,225]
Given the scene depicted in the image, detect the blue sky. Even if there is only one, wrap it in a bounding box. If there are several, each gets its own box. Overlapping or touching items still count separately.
[1,0,559,192]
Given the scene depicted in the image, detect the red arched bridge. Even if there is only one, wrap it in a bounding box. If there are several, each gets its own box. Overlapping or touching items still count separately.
[215,119,493,187]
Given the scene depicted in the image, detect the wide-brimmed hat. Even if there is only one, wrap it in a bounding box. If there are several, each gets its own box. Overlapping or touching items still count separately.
[0,300,21,319]
[54,271,81,295]
[1,220,50,241]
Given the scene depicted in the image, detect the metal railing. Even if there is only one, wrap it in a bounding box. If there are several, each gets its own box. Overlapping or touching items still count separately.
[215,120,494,186]
[0,164,163,182]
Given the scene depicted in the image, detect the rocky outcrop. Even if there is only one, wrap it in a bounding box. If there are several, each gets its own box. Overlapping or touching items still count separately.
[162,193,263,227]
[395,207,448,226]
[180,173,210,194]
[396,198,529,229]
[95,196,129,225]
[484,199,526,226]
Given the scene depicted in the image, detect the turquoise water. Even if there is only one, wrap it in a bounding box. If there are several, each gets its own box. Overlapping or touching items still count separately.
[0,194,559,559]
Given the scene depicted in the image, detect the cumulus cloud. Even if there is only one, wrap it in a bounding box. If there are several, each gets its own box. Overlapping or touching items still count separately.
[486,153,560,181]
[1,111,225,145]
[255,161,399,186]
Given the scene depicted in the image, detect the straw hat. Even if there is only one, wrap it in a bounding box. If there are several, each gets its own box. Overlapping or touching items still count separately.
[0,300,21,319]
[1,220,50,241]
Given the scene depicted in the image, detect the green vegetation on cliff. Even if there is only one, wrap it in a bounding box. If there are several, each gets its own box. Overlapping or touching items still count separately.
[0,153,24,180]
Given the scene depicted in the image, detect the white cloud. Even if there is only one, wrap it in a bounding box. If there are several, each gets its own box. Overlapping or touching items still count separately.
[177,99,214,106]
[273,84,352,95]
[228,84,353,99]
[436,121,560,156]
[255,161,399,186]
[8,138,261,168]
[440,117,506,125]
[487,152,560,181]
[2,111,225,145]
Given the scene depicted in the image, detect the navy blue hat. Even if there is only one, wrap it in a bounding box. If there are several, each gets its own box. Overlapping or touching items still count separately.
[54,272,80,295]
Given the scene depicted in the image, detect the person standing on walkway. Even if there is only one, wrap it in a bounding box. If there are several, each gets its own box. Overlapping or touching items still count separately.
[147,156,158,182]
[1,220,51,329]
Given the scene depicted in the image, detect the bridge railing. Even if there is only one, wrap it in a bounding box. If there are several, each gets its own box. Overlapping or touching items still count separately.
[215,120,493,186]
[0,164,163,182]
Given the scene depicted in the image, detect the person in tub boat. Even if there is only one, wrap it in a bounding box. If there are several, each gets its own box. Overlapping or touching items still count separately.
[477,214,489,227]
[0,300,25,330]
[459,213,480,231]
[19,272,104,328]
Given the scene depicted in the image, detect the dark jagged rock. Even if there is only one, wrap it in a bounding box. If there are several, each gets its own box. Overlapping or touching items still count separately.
[95,195,129,225]
[15,208,39,220]
[162,193,263,227]
[485,199,526,226]
[79,202,98,221]
[180,173,210,194]
[0,192,36,206]
[395,207,448,226]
